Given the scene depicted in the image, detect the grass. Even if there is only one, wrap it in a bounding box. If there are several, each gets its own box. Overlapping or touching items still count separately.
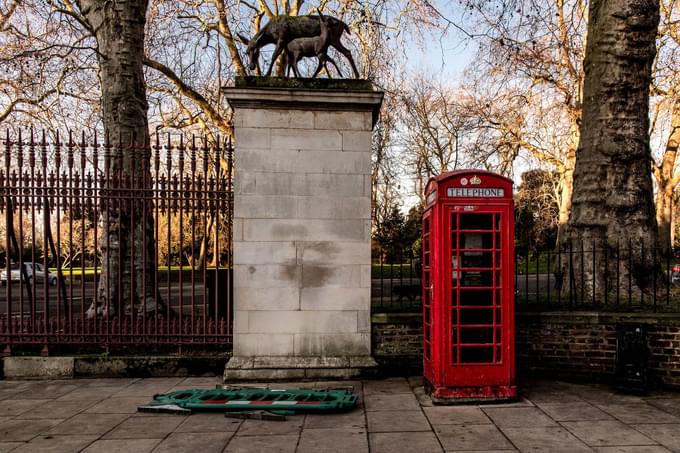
[516,253,554,274]
[371,263,421,279]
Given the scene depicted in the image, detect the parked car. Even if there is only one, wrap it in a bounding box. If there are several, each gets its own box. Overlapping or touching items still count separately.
[0,262,57,286]
[672,264,680,286]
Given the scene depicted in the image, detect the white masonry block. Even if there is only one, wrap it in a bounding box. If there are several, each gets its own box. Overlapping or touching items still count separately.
[243,218,367,242]
[314,111,373,131]
[247,310,358,334]
[272,128,343,151]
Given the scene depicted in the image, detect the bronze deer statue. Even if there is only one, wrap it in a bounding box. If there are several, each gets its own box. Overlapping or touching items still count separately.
[237,14,360,78]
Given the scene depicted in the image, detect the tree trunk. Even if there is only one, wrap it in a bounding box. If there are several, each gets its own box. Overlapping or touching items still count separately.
[556,143,577,244]
[78,0,168,318]
[560,0,660,301]
[654,100,680,253]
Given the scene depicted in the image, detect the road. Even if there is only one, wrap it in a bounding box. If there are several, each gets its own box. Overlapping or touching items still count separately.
[0,281,221,318]
[1,273,555,317]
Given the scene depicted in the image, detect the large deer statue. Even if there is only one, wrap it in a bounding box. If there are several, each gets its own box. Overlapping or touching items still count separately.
[237,14,360,78]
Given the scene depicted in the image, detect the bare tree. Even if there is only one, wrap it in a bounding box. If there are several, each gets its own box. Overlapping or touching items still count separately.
[0,0,101,131]
[650,0,680,250]
[399,77,481,202]
[459,0,587,242]
[561,0,661,299]
[75,0,170,317]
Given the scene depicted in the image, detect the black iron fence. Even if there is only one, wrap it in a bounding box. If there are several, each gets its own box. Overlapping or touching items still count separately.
[515,242,680,312]
[0,130,233,354]
[372,243,680,313]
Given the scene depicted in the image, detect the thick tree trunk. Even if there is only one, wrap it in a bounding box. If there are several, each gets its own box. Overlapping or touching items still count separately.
[560,0,660,301]
[654,100,680,252]
[78,0,168,318]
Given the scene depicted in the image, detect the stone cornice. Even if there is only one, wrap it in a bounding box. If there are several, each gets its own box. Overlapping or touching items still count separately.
[224,79,384,127]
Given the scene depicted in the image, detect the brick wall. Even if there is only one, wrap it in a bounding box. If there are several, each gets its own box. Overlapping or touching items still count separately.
[371,313,423,376]
[371,311,680,388]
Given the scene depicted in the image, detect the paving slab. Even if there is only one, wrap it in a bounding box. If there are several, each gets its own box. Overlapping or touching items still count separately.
[314,380,363,390]
[112,378,183,397]
[424,406,492,425]
[647,399,680,417]
[562,420,658,447]
[9,434,98,453]
[596,403,680,424]
[297,427,368,453]
[367,410,431,432]
[0,443,22,453]
[412,385,434,407]
[0,390,20,401]
[593,446,672,452]
[151,432,233,453]
[0,418,64,442]
[522,389,585,404]
[47,413,129,435]
[0,381,33,391]
[633,424,680,451]
[0,399,53,417]
[576,388,644,405]
[501,426,593,452]
[176,412,242,433]
[12,383,80,400]
[369,431,444,453]
[71,378,139,388]
[304,409,366,429]
[80,438,161,453]
[434,424,515,451]
[537,402,614,422]
[0,377,677,453]
[102,414,186,439]
[477,397,535,408]
[407,376,424,387]
[223,434,299,453]
[55,385,122,401]
[482,407,558,428]
[14,399,96,419]
[176,377,222,387]
[363,392,421,411]
[84,396,149,414]
[363,378,412,394]
[235,417,303,436]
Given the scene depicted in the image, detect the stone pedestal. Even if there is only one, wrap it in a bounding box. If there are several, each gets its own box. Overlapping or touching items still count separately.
[223,78,383,380]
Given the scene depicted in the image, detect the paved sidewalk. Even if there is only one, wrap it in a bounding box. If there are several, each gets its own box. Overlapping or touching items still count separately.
[0,376,679,452]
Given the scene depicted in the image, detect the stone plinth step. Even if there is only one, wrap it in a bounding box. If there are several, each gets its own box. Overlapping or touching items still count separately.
[224,356,378,381]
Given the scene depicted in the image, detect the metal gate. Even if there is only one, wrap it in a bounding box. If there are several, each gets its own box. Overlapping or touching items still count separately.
[0,130,233,353]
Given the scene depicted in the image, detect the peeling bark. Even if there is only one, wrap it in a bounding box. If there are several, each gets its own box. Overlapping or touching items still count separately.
[561,0,661,300]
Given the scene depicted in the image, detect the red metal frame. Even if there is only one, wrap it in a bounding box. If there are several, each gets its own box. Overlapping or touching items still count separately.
[423,170,516,402]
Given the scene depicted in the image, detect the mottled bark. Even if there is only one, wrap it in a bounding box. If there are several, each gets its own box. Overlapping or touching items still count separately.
[561,0,661,300]
[77,0,168,317]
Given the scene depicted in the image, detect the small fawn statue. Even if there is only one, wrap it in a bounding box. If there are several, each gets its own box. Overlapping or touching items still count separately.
[284,13,343,78]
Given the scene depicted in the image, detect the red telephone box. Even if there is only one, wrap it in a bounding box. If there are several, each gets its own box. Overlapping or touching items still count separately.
[422,170,517,402]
